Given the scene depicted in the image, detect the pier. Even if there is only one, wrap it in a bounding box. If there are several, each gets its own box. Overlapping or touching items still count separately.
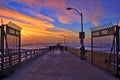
[0,21,120,80]
[2,49,118,80]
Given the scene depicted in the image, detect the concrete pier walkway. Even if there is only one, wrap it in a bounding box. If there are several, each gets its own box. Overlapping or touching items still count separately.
[3,50,118,80]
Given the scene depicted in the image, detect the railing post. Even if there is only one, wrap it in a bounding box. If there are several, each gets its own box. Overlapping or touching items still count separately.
[115,25,119,77]
[34,50,35,57]
[91,32,93,65]
[25,52,27,60]
[30,51,32,58]
[1,25,4,76]
[31,51,33,57]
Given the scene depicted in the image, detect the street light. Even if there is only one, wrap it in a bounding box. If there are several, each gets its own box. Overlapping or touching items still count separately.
[66,7,83,32]
[60,35,66,48]
[66,7,85,59]
[63,35,66,47]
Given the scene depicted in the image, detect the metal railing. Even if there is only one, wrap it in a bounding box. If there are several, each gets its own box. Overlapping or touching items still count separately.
[0,48,48,77]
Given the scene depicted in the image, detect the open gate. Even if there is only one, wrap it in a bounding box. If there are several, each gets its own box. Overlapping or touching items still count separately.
[0,22,21,77]
[91,22,120,77]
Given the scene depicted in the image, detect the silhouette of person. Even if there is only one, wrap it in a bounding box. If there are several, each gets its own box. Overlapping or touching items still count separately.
[49,46,52,53]
[60,46,64,53]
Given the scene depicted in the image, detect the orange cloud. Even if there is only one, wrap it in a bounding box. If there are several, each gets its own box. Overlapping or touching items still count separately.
[0,7,55,28]
[0,7,79,44]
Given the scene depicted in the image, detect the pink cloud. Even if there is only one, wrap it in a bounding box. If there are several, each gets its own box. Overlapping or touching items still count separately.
[0,6,55,28]
[10,0,119,27]
[64,0,103,26]
[0,6,79,43]
[57,14,72,24]
[12,0,67,10]
[35,13,54,22]
[24,0,103,26]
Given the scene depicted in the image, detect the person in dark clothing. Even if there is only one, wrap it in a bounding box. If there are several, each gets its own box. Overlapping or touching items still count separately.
[49,46,52,53]
[60,46,64,53]
[65,46,67,51]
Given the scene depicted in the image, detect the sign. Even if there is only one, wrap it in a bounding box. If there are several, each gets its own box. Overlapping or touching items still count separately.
[92,26,115,37]
[6,26,20,36]
[7,21,22,31]
[79,32,85,39]
[5,22,21,36]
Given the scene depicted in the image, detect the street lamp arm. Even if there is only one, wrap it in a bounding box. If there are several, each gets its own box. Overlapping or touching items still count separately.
[66,7,83,32]
[71,8,83,32]
[72,8,82,16]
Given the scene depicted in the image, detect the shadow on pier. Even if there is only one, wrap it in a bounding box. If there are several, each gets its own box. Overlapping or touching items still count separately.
[2,49,118,80]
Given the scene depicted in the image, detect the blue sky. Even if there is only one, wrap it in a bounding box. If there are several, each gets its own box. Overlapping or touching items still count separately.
[0,0,120,43]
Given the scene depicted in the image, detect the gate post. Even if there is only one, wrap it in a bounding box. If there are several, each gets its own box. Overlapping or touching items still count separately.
[91,32,93,65]
[1,25,4,76]
[19,31,21,66]
[115,25,119,77]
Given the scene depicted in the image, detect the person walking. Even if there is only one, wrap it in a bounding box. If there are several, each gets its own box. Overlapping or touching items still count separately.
[49,46,52,53]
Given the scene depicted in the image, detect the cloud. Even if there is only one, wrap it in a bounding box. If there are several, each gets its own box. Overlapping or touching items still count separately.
[11,0,74,24]
[2,0,119,43]
[0,6,55,28]
[35,13,54,22]
[10,0,102,26]
[0,6,78,43]
[7,0,120,26]
[12,0,66,9]
[57,15,72,24]
[62,0,104,26]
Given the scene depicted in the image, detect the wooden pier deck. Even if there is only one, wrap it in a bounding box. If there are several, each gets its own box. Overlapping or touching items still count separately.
[3,50,118,80]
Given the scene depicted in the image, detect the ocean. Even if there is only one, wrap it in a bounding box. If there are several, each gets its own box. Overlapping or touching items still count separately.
[21,43,116,53]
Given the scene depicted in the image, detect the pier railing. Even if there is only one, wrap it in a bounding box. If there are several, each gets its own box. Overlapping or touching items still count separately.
[0,48,49,77]
[67,47,119,77]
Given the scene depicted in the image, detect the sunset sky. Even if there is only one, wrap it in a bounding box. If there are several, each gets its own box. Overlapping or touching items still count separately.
[0,0,120,44]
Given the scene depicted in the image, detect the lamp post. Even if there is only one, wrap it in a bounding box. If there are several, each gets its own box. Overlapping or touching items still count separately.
[66,7,85,59]
[64,35,66,48]
[60,35,66,49]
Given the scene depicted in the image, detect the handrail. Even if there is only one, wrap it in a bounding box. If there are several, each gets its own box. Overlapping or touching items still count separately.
[0,48,48,77]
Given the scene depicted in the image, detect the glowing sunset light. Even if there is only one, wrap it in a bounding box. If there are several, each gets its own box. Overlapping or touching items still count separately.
[0,0,119,44]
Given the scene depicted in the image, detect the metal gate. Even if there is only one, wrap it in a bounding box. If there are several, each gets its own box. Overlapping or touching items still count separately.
[0,22,21,77]
[91,23,120,76]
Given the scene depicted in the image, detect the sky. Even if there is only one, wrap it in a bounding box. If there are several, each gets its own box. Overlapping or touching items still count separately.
[0,0,120,44]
